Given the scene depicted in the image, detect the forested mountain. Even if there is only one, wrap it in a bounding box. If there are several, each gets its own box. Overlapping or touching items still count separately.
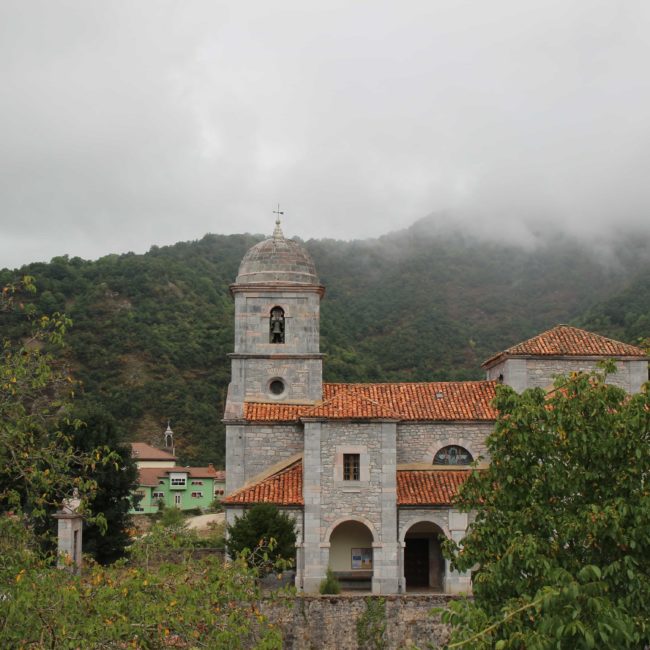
[2,218,649,466]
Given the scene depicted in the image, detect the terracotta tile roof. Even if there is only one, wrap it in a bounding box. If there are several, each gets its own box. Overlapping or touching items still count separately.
[303,387,404,420]
[243,381,497,423]
[137,466,225,486]
[397,469,471,505]
[222,464,470,508]
[483,325,647,368]
[138,468,164,487]
[223,460,303,506]
[130,442,176,461]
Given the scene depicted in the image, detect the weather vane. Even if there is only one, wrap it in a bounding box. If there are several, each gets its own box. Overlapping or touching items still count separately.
[273,203,284,224]
[272,204,285,239]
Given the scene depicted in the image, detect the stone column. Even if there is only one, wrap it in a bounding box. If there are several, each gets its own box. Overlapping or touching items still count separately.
[444,509,472,594]
[373,421,400,594]
[54,510,83,574]
[301,420,324,593]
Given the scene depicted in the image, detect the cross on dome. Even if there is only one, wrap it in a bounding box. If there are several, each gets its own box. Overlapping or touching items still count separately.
[272,204,284,240]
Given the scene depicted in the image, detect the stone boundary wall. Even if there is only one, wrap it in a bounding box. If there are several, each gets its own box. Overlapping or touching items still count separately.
[260,594,455,649]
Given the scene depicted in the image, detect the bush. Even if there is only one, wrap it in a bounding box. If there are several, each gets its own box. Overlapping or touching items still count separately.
[226,504,296,569]
[319,568,341,595]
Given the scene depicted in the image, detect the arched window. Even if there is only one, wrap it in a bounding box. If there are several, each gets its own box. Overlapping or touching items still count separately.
[269,306,285,344]
[433,445,473,466]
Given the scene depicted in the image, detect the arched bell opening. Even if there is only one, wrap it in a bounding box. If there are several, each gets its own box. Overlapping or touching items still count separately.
[404,521,446,592]
[328,520,374,591]
[269,306,285,344]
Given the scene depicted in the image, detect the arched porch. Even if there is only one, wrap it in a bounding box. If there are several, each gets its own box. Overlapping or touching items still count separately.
[328,519,375,591]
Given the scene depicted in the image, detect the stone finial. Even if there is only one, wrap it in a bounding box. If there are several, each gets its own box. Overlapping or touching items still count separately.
[273,217,284,240]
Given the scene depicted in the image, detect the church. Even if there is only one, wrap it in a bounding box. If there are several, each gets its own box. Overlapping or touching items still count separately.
[222,221,648,594]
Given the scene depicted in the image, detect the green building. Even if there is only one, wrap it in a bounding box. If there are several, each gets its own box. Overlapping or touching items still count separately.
[129,442,225,514]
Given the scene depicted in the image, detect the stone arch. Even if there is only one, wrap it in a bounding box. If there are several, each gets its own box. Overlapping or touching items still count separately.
[399,514,450,543]
[324,515,379,544]
[424,439,479,465]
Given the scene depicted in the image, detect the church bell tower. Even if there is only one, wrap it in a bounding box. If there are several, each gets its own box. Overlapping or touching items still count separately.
[224,218,325,422]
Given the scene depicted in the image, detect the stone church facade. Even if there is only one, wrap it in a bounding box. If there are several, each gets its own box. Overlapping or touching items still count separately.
[223,222,648,594]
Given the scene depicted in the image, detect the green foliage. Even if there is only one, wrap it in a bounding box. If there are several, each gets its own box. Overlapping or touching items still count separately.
[356,597,387,650]
[0,516,282,649]
[158,503,186,528]
[227,504,297,569]
[63,403,139,564]
[319,567,341,595]
[443,368,650,649]
[0,278,114,546]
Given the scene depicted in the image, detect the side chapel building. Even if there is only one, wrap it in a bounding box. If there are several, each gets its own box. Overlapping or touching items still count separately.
[223,221,648,594]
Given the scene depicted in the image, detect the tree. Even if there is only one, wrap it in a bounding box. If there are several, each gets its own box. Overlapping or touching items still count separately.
[444,366,650,649]
[0,278,112,547]
[62,403,139,564]
[227,504,297,568]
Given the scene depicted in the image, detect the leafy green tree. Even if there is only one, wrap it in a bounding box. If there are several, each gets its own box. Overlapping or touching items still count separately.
[444,366,650,649]
[0,278,105,545]
[62,403,139,564]
[227,504,297,568]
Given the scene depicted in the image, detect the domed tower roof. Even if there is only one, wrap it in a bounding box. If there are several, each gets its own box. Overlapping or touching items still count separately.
[235,219,320,285]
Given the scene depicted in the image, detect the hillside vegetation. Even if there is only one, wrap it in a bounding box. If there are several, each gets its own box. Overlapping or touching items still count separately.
[2,218,648,466]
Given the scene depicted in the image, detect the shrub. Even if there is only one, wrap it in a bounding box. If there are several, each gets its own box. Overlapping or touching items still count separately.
[319,568,341,595]
[227,504,296,569]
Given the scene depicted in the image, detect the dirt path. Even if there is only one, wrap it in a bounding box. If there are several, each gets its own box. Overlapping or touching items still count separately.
[185,512,225,530]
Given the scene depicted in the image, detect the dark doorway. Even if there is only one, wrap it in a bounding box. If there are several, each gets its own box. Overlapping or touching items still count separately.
[404,538,429,586]
[404,521,446,591]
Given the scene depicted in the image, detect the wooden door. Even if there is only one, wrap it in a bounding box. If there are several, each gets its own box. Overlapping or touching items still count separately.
[404,538,429,587]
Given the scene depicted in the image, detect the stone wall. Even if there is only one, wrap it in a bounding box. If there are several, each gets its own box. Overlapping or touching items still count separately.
[260,594,453,649]
[226,423,303,493]
[397,422,493,465]
[487,357,648,394]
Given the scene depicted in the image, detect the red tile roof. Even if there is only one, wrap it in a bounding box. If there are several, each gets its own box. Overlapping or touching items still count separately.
[483,325,647,367]
[223,460,303,506]
[397,470,471,506]
[138,468,164,487]
[243,381,497,423]
[130,442,176,461]
[137,466,225,486]
[222,463,470,508]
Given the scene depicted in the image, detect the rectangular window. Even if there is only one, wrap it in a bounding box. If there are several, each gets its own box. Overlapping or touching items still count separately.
[191,480,204,486]
[152,491,164,499]
[191,491,203,498]
[343,454,360,481]
[171,478,186,486]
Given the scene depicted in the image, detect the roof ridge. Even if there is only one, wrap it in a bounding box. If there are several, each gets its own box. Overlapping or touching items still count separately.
[303,385,404,419]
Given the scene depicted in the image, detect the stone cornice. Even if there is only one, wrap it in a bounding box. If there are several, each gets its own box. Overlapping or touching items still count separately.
[229,282,326,298]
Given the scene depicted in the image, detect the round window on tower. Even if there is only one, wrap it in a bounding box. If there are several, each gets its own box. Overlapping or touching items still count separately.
[268,378,286,397]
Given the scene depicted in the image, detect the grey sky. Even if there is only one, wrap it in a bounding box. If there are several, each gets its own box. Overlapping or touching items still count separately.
[2,1,650,269]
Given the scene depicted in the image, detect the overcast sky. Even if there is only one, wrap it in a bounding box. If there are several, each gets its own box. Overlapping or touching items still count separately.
[2,1,650,269]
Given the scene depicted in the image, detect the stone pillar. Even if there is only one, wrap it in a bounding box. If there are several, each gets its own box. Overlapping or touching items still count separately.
[373,421,400,594]
[225,424,246,494]
[444,509,472,594]
[54,511,83,574]
[397,540,406,593]
[302,420,324,593]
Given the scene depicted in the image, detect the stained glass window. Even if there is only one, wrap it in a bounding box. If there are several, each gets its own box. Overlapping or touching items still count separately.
[433,445,473,466]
